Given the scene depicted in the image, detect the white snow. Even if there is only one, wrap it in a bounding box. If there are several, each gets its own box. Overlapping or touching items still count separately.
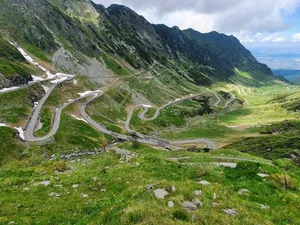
[17,47,35,63]
[31,75,45,82]
[14,127,25,140]
[73,79,78,85]
[142,104,152,108]
[50,76,68,84]
[42,85,49,93]
[78,90,103,98]
[0,86,20,93]
[0,123,9,127]
[33,102,39,109]
[71,115,88,123]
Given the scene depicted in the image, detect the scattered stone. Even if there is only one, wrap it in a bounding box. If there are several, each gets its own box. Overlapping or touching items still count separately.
[257,173,269,178]
[80,193,88,198]
[171,185,176,192]
[17,204,23,208]
[8,221,16,225]
[212,202,219,207]
[223,209,238,216]
[197,180,211,185]
[183,201,197,211]
[146,184,154,191]
[101,189,107,192]
[194,190,203,196]
[213,193,217,199]
[168,201,175,208]
[93,177,98,182]
[258,204,270,210]
[48,192,60,198]
[109,147,138,162]
[35,180,50,186]
[72,184,79,189]
[193,199,203,208]
[23,187,30,191]
[40,171,47,175]
[238,189,250,195]
[154,189,169,199]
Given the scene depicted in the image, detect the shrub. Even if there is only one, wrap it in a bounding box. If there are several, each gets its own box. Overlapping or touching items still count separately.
[268,173,295,189]
[173,210,189,221]
[225,161,259,179]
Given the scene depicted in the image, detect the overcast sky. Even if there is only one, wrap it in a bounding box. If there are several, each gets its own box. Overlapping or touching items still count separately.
[93,0,300,46]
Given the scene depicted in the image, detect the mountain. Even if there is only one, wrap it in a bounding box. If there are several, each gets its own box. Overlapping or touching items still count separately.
[273,69,300,84]
[0,37,33,88]
[0,0,280,88]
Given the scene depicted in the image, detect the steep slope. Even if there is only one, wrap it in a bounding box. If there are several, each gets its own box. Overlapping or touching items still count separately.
[0,0,281,87]
[0,37,33,88]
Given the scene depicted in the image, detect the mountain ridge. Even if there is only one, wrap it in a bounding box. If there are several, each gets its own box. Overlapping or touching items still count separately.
[0,0,284,88]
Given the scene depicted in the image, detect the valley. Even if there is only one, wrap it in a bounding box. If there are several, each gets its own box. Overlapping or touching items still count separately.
[0,0,299,224]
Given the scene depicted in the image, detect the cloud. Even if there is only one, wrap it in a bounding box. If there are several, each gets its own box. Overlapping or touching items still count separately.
[292,33,300,42]
[93,0,300,34]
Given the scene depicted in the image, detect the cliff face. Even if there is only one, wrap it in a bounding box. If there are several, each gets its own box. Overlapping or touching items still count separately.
[0,0,281,87]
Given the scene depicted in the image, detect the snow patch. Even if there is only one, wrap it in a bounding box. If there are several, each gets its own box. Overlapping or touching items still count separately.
[71,115,88,123]
[14,127,25,140]
[0,86,20,93]
[17,47,34,64]
[33,102,39,109]
[31,75,45,82]
[42,85,49,93]
[78,90,103,98]
[142,104,152,108]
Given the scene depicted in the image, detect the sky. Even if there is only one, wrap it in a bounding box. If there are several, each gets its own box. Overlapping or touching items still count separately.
[93,0,300,69]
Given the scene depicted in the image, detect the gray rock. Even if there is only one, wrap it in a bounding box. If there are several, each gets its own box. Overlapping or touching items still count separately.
[168,201,174,208]
[36,180,50,186]
[48,192,60,198]
[212,202,219,207]
[193,199,203,207]
[154,189,169,199]
[80,193,88,198]
[23,187,30,191]
[72,184,79,189]
[238,189,250,195]
[17,204,23,208]
[8,221,16,225]
[171,185,176,192]
[146,184,154,191]
[197,180,211,185]
[183,201,197,211]
[194,190,202,196]
[223,209,238,216]
[213,193,217,199]
[101,189,107,192]
[258,204,270,210]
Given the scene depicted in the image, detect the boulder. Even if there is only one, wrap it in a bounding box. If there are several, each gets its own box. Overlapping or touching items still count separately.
[223,209,238,216]
[237,189,250,195]
[183,201,197,211]
[154,189,169,199]
[168,201,175,208]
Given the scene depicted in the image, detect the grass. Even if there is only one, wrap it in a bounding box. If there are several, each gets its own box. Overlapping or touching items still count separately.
[0,84,43,124]
[0,126,25,165]
[161,118,234,140]
[0,144,299,224]
[100,53,131,76]
[20,42,49,62]
[34,108,52,137]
